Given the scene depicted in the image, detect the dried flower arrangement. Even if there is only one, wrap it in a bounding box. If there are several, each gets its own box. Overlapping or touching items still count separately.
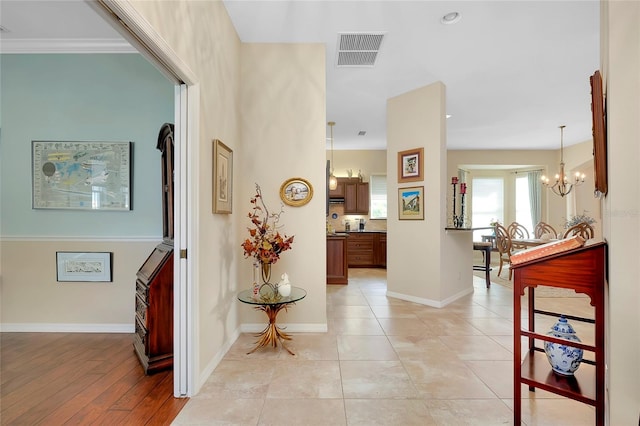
[241,183,294,264]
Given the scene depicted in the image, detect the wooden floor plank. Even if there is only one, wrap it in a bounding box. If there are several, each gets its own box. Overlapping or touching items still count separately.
[119,372,177,425]
[36,354,140,425]
[0,333,187,426]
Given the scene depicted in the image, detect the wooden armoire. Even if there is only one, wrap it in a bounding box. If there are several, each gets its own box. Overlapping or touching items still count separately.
[133,123,175,374]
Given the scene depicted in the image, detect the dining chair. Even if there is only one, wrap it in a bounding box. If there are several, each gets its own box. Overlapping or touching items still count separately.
[508,222,530,250]
[495,224,515,280]
[563,222,594,240]
[534,221,558,239]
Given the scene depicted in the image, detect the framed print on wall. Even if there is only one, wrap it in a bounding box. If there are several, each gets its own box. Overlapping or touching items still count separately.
[397,147,424,183]
[32,140,131,210]
[280,177,314,207]
[398,186,424,220]
[213,139,232,214]
[56,252,112,282]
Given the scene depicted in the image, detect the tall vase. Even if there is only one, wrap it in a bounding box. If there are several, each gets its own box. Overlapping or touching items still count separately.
[261,262,272,285]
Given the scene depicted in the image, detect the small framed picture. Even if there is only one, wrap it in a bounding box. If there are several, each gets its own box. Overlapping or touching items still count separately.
[56,252,112,282]
[280,177,314,207]
[398,186,424,220]
[213,139,233,214]
[397,147,424,183]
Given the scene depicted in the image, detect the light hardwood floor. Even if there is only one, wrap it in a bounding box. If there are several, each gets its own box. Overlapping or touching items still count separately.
[0,332,187,425]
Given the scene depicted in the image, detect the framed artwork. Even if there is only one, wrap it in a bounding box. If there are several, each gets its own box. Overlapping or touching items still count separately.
[398,186,424,220]
[213,139,233,213]
[56,252,112,282]
[280,177,313,207]
[397,147,424,183]
[32,141,131,210]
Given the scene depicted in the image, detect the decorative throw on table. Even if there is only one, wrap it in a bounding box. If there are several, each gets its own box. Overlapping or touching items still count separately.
[241,183,294,298]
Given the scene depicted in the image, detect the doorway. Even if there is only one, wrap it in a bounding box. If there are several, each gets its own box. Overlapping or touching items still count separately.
[89,1,199,397]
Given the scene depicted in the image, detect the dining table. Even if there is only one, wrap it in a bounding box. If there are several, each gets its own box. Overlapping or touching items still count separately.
[512,238,559,249]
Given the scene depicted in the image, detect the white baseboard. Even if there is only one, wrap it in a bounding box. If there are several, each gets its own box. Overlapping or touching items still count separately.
[386,286,474,308]
[0,323,134,333]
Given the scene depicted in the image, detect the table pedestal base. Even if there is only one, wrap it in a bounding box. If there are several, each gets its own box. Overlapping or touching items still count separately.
[248,303,295,355]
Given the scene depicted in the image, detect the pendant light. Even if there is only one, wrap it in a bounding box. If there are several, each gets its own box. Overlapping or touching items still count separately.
[328,121,338,190]
[541,125,585,197]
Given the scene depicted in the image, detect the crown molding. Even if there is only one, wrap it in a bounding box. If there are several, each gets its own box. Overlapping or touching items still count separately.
[0,38,136,54]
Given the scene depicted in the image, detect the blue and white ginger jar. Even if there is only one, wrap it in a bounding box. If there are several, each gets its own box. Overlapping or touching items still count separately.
[544,315,583,376]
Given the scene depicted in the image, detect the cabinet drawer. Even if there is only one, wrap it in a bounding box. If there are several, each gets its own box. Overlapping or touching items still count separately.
[135,293,148,323]
[348,252,374,265]
[135,315,147,347]
[136,279,148,300]
[347,235,374,250]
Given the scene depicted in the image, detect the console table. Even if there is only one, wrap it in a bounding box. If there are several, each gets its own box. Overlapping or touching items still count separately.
[511,240,606,425]
[237,286,307,355]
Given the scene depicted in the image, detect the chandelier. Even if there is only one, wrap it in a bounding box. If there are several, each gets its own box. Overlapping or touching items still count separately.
[328,121,338,190]
[541,125,585,197]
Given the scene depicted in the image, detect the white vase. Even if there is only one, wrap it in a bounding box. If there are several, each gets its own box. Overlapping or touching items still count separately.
[278,283,291,297]
[544,316,584,376]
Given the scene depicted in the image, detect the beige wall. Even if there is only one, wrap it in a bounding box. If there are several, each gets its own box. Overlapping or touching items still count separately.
[128,2,326,390]
[238,43,327,329]
[329,149,387,179]
[0,239,157,330]
[387,82,472,306]
[603,1,640,423]
[129,0,243,388]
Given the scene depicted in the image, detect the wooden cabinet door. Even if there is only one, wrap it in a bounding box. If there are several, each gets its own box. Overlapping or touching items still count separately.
[327,237,348,284]
[376,233,387,267]
[344,181,369,214]
[329,179,345,199]
[356,182,369,214]
[344,182,358,213]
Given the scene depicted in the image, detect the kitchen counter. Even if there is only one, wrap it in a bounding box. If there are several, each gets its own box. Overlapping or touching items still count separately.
[327,230,387,237]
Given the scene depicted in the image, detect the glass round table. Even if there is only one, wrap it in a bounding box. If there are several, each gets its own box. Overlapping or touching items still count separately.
[237,286,307,355]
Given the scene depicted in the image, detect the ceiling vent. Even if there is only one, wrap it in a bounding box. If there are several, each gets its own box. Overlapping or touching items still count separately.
[336,32,385,67]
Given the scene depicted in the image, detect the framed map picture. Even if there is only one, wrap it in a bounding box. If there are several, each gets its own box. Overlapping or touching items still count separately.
[32,141,131,210]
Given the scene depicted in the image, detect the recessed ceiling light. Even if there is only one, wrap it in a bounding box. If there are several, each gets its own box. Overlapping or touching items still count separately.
[0,25,10,33]
[441,12,462,25]
[446,114,452,119]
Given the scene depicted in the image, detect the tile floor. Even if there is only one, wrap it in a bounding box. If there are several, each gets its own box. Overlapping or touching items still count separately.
[173,268,597,425]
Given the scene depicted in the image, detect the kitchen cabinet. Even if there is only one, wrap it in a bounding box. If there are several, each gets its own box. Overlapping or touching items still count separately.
[347,232,375,266]
[347,232,386,268]
[328,178,346,199]
[326,235,348,284]
[344,181,369,214]
[375,233,387,267]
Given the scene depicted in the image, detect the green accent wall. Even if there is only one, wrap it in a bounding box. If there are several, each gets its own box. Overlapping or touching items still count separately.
[0,54,174,237]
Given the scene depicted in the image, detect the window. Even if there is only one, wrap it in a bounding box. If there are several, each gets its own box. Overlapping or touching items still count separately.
[369,174,387,219]
[515,174,533,234]
[471,177,504,240]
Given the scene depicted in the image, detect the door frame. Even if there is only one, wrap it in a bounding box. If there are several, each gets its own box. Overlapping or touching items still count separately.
[89,0,199,397]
